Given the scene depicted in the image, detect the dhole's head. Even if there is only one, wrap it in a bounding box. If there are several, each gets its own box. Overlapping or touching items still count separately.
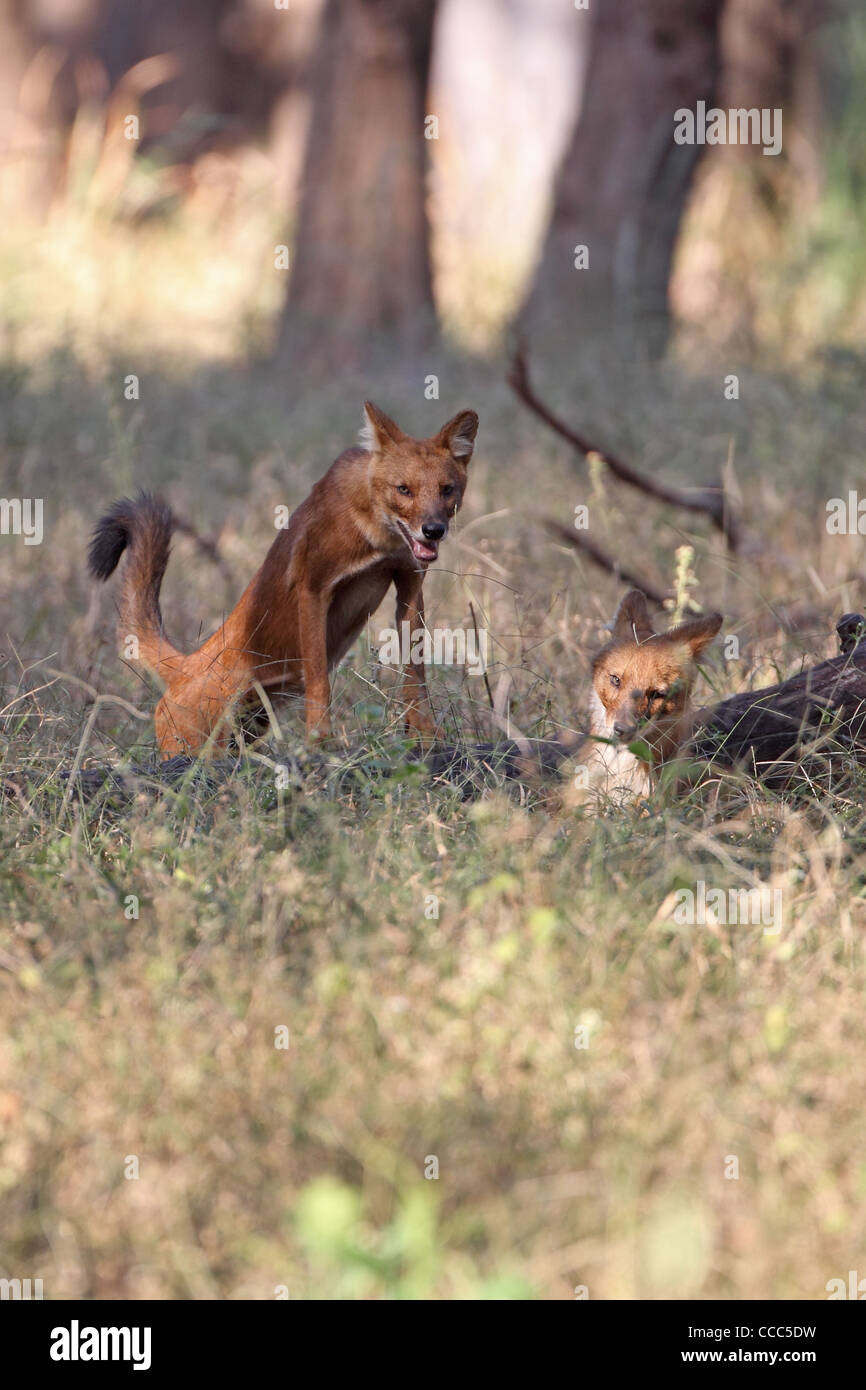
[360,401,478,566]
[591,590,722,745]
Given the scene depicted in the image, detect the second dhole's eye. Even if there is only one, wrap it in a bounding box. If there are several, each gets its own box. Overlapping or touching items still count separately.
[610,674,621,688]
[441,484,455,498]
[648,689,666,702]
[396,484,412,496]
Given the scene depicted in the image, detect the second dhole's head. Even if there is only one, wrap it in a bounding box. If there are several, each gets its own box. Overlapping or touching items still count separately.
[360,401,478,567]
[591,589,722,743]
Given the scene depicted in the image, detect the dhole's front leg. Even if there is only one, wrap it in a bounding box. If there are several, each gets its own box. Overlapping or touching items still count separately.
[395,570,434,737]
[297,586,332,739]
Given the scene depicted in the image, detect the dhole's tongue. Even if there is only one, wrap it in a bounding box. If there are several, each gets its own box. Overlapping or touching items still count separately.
[411,538,438,563]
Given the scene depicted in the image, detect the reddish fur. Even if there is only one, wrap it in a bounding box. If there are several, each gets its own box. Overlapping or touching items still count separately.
[586,589,723,795]
[90,402,478,757]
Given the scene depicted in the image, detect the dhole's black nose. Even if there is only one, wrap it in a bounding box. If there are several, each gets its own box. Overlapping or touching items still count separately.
[422,522,446,540]
[613,722,631,738]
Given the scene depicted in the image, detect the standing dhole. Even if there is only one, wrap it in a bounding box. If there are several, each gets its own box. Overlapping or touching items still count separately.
[88,401,478,756]
[583,589,723,798]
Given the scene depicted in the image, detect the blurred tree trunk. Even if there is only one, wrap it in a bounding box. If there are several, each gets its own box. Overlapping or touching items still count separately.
[519,0,725,359]
[276,0,437,374]
[721,0,815,114]
[720,0,824,191]
[675,0,824,350]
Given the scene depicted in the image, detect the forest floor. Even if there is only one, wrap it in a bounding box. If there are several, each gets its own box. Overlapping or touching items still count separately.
[2,187,866,1298]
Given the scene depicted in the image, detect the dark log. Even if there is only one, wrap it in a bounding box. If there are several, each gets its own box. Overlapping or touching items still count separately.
[2,740,575,810]
[7,617,866,807]
[687,613,866,784]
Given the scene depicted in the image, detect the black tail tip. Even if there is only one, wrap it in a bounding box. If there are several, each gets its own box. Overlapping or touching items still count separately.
[88,499,134,581]
[87,491,171,581]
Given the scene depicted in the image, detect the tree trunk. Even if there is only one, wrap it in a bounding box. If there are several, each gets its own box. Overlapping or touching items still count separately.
[720,0,816,117]
[276,0,437,375]
[519,0,725,358]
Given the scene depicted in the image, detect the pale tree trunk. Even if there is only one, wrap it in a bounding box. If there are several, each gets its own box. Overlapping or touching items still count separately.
[519,0,725,358]
[276,0,437,374]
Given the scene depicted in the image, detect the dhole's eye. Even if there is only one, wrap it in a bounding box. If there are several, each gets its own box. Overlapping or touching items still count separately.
[441,484,455,498]
[648,689,667,703]
[396,484,412,497]
[609,674,621,689]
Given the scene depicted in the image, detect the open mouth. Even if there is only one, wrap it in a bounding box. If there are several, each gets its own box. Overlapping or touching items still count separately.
[395,521,440,565]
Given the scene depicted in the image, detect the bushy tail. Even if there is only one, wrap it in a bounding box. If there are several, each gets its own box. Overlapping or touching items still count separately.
[88,491,182,678]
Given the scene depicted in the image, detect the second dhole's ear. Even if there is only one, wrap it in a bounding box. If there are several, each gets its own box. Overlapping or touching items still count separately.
[436,409,479,463]
[360,401,404,454]
[611,589,654,643]
[667,611,723,658]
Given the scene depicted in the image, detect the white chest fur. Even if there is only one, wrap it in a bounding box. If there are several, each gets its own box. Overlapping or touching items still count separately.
[585,689,651,799]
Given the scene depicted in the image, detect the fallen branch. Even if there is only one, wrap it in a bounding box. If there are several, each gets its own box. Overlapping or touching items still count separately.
[509,345,740,551]
[543,519,671,607]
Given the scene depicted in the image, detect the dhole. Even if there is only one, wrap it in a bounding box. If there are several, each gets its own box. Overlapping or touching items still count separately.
[88,402,478,756]
[583,589,722,798]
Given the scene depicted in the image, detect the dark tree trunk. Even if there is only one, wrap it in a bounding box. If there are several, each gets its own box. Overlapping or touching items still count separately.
[276,0,437,375]
[519,0,725,358]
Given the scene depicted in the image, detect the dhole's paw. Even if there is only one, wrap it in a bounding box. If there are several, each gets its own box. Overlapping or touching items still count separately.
[305,718,332,743]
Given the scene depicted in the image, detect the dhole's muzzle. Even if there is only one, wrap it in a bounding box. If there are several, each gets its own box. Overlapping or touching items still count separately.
[394,516,448,565]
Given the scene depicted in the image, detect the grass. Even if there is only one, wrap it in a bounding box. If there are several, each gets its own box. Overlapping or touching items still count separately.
[3,129,866,1300]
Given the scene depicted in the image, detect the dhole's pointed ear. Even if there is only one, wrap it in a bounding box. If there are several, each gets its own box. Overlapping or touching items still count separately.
[360,401,404,454]
[667,611,723,659]
[611,589,654,643]
[436,409,479,463]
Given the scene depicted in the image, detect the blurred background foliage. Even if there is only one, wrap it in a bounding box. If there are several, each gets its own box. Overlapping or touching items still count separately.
[0,0,863,373]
